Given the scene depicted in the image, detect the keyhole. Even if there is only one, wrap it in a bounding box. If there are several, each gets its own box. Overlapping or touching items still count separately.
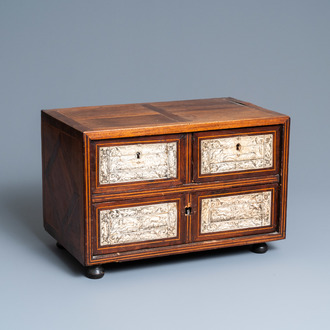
[136,152,141,159]
[236,143,241,151]
[185,207,192,216]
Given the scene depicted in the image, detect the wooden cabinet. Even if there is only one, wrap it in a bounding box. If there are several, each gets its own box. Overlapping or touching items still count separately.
[41,97,290,279]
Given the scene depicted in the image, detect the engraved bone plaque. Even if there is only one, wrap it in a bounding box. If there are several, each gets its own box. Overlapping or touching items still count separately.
[200,134,273,174]
[200,191,272,234]
[99,142,177,184]
[100,202,178,246]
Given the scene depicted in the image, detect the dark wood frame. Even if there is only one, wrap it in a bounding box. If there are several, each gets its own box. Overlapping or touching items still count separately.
[191,183,279,242]
[92,194,186,255]
[90,134,187,194]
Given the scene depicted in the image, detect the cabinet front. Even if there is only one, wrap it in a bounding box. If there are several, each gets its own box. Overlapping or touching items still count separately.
[193,126,281,182]
[92,194,186,255]
[90,134,187,193]
[191,184,278,242]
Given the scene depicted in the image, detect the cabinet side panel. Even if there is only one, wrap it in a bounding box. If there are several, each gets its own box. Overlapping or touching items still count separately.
[41,113,85,264]
[279,118,290,236]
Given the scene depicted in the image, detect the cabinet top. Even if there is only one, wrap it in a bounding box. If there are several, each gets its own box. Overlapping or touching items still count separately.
[42,97,289,139]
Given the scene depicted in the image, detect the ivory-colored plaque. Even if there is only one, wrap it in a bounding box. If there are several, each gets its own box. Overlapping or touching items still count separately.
[201,191,272,233]
[99,142,177,184]
[100,202,178,246]
[200,134,273,174]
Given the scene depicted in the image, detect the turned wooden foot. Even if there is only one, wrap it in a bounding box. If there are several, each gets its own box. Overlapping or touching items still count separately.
[56,242,65,250]
[85,265,105,279]
[250,242,268,254]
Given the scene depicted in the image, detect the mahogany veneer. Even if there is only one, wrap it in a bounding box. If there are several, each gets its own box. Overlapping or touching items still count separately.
[41,97,290,279]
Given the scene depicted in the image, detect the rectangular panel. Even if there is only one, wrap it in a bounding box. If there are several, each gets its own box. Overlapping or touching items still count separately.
[90,134,187,194]
[191,184,278,242]
[99,141,177,185]
[193,126,280,183]
[100,202,178,246]
[92,194,186,256]
[200,191,272,234]
[200,134,273,174]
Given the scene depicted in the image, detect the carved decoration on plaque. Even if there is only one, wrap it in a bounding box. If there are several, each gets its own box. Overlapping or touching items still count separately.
[200,134,273,174]
[100,202,178,246]
[99,142,177,184]
[201,191,272,233]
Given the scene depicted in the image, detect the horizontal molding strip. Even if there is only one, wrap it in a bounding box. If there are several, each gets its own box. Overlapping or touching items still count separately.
[91,175,279,203]
[89,232,284,264]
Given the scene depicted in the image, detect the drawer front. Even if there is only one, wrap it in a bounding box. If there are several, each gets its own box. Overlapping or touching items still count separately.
[100,202,178,246]
[92,195,186,254]
[193,126,280,182]
[200,134,273,174]
[91,134,187,193]
[99,142,177,185]
[200,191,272,233]
[191,184,278,241]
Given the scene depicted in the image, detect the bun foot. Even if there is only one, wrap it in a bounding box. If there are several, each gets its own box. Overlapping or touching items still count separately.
[56,242,65,250]
[85,265,105,279]
[250,242,268,254]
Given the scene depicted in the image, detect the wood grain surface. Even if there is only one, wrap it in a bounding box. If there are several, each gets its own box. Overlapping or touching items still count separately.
[42,97,289,139]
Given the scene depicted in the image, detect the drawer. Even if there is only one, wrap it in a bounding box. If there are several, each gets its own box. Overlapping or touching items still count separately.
[193,126,281,182]
[90,134,187,193]
[191,184,278,242]
[92,194,187,255]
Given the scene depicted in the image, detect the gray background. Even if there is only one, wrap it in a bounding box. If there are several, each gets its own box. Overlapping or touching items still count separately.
[1,1,329,329]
